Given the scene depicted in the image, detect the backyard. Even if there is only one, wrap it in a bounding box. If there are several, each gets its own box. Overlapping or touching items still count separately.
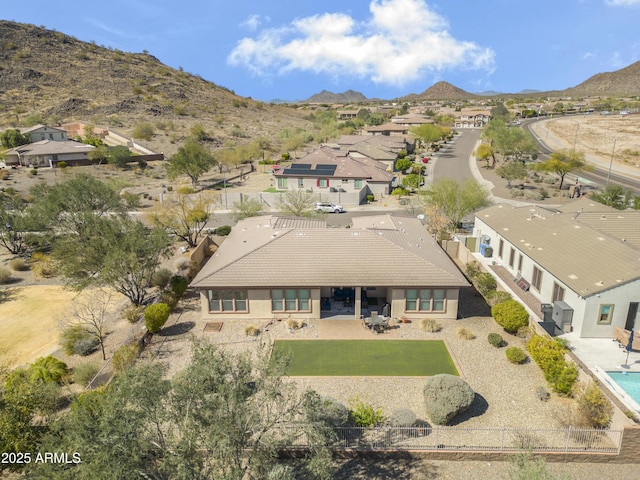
[272,339,458,376]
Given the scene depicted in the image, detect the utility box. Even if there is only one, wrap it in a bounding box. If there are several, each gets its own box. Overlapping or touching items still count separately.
[552,301,573,332]
[481,245,493,257]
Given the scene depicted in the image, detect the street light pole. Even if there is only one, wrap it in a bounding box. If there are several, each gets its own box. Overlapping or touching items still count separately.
[572,124,579,151]
[607,137,618,187]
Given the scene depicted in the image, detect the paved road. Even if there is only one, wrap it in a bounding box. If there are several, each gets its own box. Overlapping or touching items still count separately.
[430,129,482,184]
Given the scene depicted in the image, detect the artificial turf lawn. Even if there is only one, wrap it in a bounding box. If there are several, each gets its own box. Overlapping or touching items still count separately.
[272,340,458,376]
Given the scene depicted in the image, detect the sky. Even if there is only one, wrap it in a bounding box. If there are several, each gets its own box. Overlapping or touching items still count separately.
[3,0,640,102]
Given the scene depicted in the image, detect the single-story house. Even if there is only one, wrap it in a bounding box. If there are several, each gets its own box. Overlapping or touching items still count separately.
[273,146,394,195]
[365,123,411,136]
[337,134,415,154]
[19,124,69,142]
[2,139,95,167]
[390,114,435,127]
[190,215,470,323]
[473,201,640,338]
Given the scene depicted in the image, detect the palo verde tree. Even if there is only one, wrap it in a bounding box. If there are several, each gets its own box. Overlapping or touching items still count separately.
[0,129,30,149]
[0,195,30,255]
[165,140,217,188]
[534,149,591,190]
[276,190,320,217]
[148,192,212,248]
[483,119,538,163]
[423,178,490,234]
[496,161,529,188]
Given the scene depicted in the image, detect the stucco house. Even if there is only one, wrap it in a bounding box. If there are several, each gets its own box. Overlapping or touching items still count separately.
[473,201,640,338]
[273,146,394,195]
[364,123,411,136]
[19,125,69,142]
[2,139,95,167]
[454,109,491,128]
[191,215,469,323]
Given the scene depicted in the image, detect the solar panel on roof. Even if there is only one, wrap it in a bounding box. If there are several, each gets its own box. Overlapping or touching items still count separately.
[313,164,337,174]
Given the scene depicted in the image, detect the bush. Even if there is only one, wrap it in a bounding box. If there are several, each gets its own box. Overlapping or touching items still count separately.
[527,335,578,395]
[420,318,442,333]
[30,168,38,176]
[305,393,349,427]
[31,252,56,278]
[112,343,139,372]
[177,185,195,195]
[486,290,512,306]
[215,225,232,236]
[9,258,28,271]
[160,290,178,310]
[388,408,417,427]
[487,332,504,348]
[124,305,144,324]
[475,272,497,296]
[286,318,300,330]
[28,356,68,384]
[0,267,11,284]
[506,346,527,364]
[73,362,100,387]
[150,268,172,289]
[423,374,475,425]
[0,169,9,180]
[391,187,410,196]
[144,303,171,333]
[536,386,550,402]
[244,325,261,336]
[395,158,412,172]
[169,275,189,297]
[492,299,529,333]
[57,161,67,169]
[60,325,99,356]
[465,261,481,280]
[456,327,475,340]
[349,399,385,427]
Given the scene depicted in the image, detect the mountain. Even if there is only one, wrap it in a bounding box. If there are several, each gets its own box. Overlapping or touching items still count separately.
[564,61,640,96]
[476,90,503,96]
[303,90,368,104]
[399,81,477,102]
[0,21,313,156]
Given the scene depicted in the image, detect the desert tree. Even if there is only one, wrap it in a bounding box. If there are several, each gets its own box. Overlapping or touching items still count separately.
[496,161,529,188]
[276,190,319,217]
[232,197,264,221]
[0,129,30,149]
[422,178,490,233]
[534,149,591,190]
[589,183,633,210]
[106,145,133,168]
[148,191,213,248]
[165,140,217,188]
[475,142,495,167]
[0,195,30,255]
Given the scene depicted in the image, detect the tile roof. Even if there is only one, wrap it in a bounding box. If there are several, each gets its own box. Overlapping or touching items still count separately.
[475,204,640,297]
[191,215,469,289]
[5,139,94,156]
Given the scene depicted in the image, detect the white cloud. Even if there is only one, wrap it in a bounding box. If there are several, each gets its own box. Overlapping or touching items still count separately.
[605,0,640,5]
[241,14,270,31]
[227,0,495,86]
[582,52,595,59]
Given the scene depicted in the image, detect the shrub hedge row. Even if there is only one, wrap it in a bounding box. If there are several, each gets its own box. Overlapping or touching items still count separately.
[527,335,578,396]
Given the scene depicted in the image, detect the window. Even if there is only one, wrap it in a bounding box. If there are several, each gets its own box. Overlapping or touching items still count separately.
[297,178,304,188]
[597,304,614,325]
[272,289,311,312]
[317,178,329,188]
[208,290,247,312]
[498,239,504,258]
[277,177,288,189]
[354,179,363,188]
[517,254,523,272]
[405,289,446,312]
[552,282,565,302]
[509,248,515,268]
[532,266,542,291]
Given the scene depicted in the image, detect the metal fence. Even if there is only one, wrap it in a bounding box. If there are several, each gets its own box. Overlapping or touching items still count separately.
[282,425,623,454]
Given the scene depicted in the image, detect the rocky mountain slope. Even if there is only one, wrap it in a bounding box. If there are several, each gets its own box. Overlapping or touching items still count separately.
[399,81,478,102]
[0,21,313,156]
[564,60,640,97]
[303,89,368,104]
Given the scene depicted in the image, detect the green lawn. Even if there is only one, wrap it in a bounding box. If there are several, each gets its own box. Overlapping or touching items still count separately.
[272,340,458,376]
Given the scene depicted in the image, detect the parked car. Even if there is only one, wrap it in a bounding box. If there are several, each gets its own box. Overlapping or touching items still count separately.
[315,202,343,213]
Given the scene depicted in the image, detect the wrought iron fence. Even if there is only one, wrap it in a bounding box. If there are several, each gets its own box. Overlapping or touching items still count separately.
[281,425,623,454]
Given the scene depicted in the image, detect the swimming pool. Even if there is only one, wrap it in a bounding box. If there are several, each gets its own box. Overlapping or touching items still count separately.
[606,371,640,405]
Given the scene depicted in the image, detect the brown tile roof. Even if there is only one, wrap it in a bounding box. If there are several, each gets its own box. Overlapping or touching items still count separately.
[191,215,469,289]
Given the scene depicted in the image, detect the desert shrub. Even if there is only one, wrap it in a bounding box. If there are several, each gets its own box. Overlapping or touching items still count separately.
[286,318,300,330]
[169,275,189,297]
[536,386,550,402]
[244,325,261,336]
[73,362,100,387]
[423,374,475,425]
[492,299,529,333]
[475,272,497,296]
[0,169,10,180]
[160,290,178,310]
[487,332,504,348]
[176,185,195,195]
[420,318,442,333]
[465,261,481,280]
[0,267,11,284]
[486,290,512,306]
[215,225,232,236]
[391,187,410,196]
[132,121,155,141]
[57,161,67,169]
[112,343,139,372]
[9,257,28,271]
[30,168,38,176]
[150,268,172,289]
[366,194,375,203]
[60,325,99,356]
[28,356,68,384]
[527,335,578,395]
[186,260,201,281]
[31,252,56,278]
[506,346,527,364]
[516,325,531,339]
[388,408,417,427]
[305,393,349,427]
[456,327,475,340]
[349,399,385,427]
[395,158,412,171]
[144,303,171,333]
[124,305,144,324]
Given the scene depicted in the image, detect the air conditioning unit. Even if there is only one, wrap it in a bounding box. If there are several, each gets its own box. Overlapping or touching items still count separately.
[552,301,573,333]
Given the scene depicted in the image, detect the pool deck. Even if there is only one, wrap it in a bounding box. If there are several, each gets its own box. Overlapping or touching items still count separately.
[562,331,640,372]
